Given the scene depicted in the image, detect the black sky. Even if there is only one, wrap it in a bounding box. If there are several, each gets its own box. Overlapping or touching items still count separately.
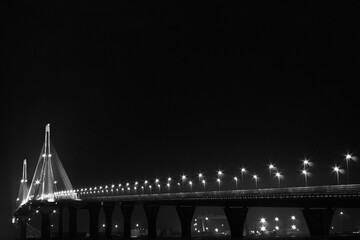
[2,1,360,238]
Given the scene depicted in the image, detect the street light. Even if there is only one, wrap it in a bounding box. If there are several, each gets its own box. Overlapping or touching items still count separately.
[181,174,187,189]
[241,168,246,181]
[303,159,310,170]
[275,172,281,188]
[345,154,353,184]
[217,178,221,191]
[202,179,206,191]
[217,170,223,178]
[189,181,193,192]
[302,169,309,186]
[268,164,275,178]
[333,165,341,185]
[234,176,238,189]
[253,175,258,189]
[198,173,203,183]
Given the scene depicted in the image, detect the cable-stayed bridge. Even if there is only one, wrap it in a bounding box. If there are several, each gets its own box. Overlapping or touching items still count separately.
[13,125,360,240]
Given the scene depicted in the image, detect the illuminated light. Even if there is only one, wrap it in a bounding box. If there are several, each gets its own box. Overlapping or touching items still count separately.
[253,175,258,179]
[340,212,343,215]
[53,210,57,213]
[182,175,186,180]
[189,181,193,185]
[275,217,279,221]
[126,183,129,186]
[168,177,172,182]
[241,168,246,172]
[115,225,118,228]
[99,186,103,189]
[202,180,206,184]
[177,182,180,186]
[136,223,139,227]
[94,187,97,190]
[155,179,159,183]
[157,184,160,188]
[135,182,138,185]
[194,223,197,226]
[12,217,16,224]
[291,216,296,220]
[51,225,54,228]
[167,183,170,187]
[141,186,144,189]
[198,173,203,178]
[303,159,309,165]
[195,219,197,221]
[234,177,238,181]
[42,154,46,158]
[35,180,41,185]
[195,228,197,231]
[105,185,108,189]
[134,187,137,190]
[276,172,281,177]
[334,166,340,172]
[102,224,106,227]
[260,218,266,223]
[275,226,279,230]
[302,170,307,175]
[269,164,274,169]
[291,225,296,230]
[217,170,223,176]
[198,230,200,233]
[217,178,221,183]
[205,217,209,221]
[111,184,115,188]
[144,180,148,184]
[127,187,130,191]
[149,185,152,189]
[215,228,219,233]
[260,226,266,231]
[118,184,121,187]
[346,154,352,160]
[48,154,52,157]
[16,198,20,201]
[206,227,208,230]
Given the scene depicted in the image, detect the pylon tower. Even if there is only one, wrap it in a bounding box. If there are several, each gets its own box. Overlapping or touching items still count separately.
[16,159,29,208]
[27,124,74,202]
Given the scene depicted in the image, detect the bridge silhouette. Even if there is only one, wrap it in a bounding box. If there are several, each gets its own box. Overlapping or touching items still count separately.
[13,125,360,240]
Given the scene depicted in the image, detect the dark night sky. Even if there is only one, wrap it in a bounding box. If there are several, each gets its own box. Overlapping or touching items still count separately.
[1,1,360,238]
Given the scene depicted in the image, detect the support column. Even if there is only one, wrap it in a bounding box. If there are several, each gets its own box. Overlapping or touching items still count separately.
[176,205,196,239]
[121,204,134,239]
[144,205,160,239]
[68,205,77,239]
[302,208,334,240]
[58,205,64,239]
[19,217,27,240]
[224,206,248,239]
[40,208,52,240]
[88,203,101,240]
[103,203,115,239]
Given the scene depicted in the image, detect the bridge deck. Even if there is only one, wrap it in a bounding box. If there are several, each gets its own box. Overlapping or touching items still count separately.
[72,184,360,207]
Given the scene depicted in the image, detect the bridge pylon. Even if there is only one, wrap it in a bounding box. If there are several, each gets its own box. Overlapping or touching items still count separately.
[16,159,29,208]
[26,124,75,202]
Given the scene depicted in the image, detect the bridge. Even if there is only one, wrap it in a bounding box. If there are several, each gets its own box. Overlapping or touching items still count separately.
[13,125,360,240]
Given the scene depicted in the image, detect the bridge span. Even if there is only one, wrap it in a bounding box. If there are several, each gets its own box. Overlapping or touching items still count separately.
[15,184,360,240]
